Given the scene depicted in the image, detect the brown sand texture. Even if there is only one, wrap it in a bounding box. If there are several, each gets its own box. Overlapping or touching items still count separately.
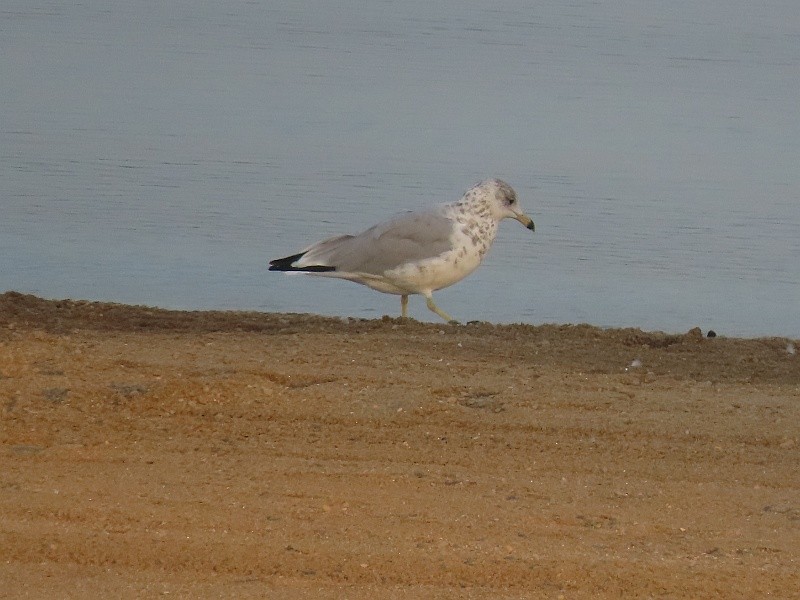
[1,292,798,598]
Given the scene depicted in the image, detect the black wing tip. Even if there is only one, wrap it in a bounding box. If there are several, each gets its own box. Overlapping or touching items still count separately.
[269,252,304,271]
[269,252,336,272]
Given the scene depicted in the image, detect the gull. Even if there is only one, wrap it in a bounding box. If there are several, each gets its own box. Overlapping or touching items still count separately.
[269,178,535,323]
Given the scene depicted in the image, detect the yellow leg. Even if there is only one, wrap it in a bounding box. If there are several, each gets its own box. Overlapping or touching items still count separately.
[425,294,458,324]
[400,294,409,318]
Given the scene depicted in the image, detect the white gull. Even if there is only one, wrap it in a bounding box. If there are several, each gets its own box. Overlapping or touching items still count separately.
[269,178,535,323]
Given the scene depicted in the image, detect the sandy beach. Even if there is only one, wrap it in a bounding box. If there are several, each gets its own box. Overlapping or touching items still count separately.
[1,291,798,598]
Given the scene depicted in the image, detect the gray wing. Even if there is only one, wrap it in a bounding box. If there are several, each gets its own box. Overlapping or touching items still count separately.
[297,208,455,275]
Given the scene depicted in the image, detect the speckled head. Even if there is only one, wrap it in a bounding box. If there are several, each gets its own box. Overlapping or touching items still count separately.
[466,179,535,231]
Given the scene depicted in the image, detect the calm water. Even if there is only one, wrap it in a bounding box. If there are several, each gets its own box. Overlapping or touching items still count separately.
[2,0,799,337]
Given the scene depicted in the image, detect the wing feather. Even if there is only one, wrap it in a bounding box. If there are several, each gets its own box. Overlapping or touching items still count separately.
[323,208,455,274]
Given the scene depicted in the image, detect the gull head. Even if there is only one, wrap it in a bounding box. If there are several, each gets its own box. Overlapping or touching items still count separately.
[469,179,535,231]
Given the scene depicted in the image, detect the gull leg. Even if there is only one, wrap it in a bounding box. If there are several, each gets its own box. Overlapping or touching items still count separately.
[424,293,458,324]
[400,294,409,318]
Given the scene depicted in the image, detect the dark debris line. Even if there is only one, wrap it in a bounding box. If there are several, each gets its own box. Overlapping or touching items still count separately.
[0,291,797,385]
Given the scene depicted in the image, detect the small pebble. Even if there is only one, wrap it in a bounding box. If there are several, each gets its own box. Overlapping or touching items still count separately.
[625,358,642,372]
[707,330,717,338]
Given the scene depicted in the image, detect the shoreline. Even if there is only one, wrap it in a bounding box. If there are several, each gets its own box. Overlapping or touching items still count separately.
[2,291,797,386]
[4,290,797,340]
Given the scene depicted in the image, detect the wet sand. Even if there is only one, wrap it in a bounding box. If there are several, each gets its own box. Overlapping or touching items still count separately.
[1,292,798,598]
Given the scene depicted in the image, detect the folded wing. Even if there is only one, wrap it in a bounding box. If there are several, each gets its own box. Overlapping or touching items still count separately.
[270,209,455,276]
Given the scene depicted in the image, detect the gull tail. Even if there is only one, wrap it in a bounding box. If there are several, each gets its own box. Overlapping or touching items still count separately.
[269,234,356,273]
[269,252,336,272]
